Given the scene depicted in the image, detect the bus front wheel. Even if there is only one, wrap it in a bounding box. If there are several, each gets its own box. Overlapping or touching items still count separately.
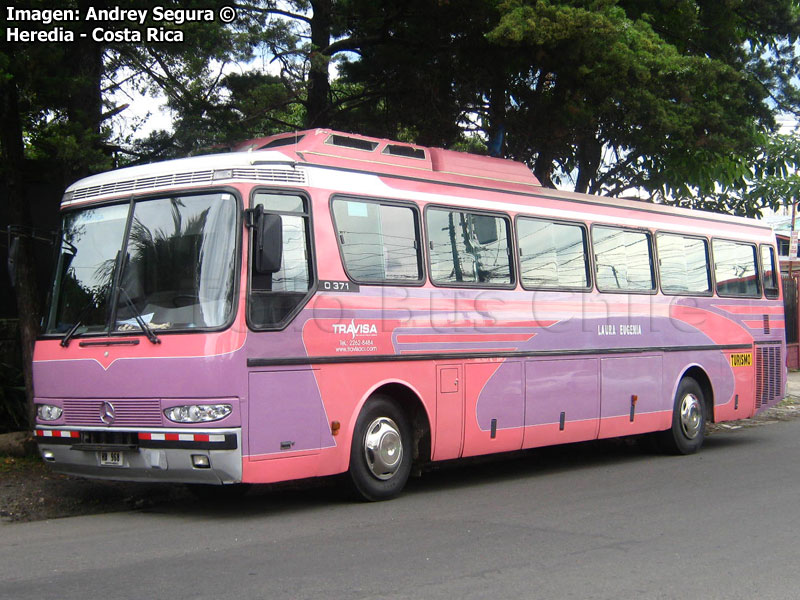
[348,396,412,501]
[658,377,705,455]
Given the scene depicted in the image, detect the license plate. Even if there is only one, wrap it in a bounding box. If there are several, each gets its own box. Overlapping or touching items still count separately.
[99,451,124,467]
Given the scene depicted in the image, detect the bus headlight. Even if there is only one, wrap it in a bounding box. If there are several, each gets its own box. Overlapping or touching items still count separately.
[164,404,232,423]
[36,404,63,421]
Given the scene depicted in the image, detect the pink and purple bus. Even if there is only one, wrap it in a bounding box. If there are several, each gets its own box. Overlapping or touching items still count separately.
[33,129,786,500]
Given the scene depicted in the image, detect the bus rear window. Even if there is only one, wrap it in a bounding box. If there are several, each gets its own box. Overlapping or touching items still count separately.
[713,239,760,297]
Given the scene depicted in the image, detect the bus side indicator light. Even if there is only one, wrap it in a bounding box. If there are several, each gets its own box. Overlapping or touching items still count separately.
[331,421,341,436]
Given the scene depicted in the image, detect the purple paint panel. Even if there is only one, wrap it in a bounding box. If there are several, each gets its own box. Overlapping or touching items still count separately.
[247,369,335,458]
[474,361,524,430]
[662,351,735,409]
[34,351,249,400]
[525,359,600,426]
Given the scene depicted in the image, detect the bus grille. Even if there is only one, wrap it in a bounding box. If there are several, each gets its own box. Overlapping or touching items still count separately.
[62,399,163,427]
[68,170,214,201]
[64,167,307,203]
[230,167,307,184]
[755,346,783,409]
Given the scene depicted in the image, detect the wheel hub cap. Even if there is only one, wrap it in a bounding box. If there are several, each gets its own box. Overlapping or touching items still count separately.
[680,393,702,439]
[364,417,403,480]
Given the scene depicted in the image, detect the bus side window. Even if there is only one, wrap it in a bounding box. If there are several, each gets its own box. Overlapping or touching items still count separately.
[426,208,513,286]
[517,217,590,290]
[656,233,711,295]
[332,198,422,283]
[249,193,313,328]
[712,239,760,298]
[593,226,655,292]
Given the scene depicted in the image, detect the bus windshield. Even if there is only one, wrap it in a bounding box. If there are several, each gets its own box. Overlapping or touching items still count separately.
[46,192,238,337]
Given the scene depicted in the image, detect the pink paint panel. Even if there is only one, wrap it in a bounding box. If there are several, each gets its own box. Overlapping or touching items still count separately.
[34,327,247,370]
[310,361,437,476]
[433,365,463,461]
[396,333,535,344]
[596,412,671,439]
[714,305,785,315]
[241,452,321,484]
[715,351,756,420]
[523,420,599,449]
[670,304,753,345]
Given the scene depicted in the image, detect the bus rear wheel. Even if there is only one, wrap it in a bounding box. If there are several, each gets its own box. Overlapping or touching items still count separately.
[658,377,705,455]
[348,396,412,501]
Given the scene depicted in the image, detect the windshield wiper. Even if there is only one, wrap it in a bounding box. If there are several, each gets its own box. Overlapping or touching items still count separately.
[118,287,160,344]
[60,299,96,347]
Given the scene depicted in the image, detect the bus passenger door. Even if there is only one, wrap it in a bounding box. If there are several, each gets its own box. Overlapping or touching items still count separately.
[433,364,463,460]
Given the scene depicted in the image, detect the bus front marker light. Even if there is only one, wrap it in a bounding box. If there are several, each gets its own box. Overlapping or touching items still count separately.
[192,455,211,468]
[164,404,232,423]
[36,404,62,421]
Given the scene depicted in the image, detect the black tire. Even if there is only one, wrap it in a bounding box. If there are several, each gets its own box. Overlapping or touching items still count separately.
[657,377,706,455]
[348,396,412,501]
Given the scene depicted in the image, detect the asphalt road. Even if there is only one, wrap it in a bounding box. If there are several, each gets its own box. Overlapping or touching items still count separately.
[2,420,800,600]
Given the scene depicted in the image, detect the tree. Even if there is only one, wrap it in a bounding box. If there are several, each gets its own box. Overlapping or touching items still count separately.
[670,131,800,218]
[337,0,800,214]
[1,2,110,422]
[0,0,285,424]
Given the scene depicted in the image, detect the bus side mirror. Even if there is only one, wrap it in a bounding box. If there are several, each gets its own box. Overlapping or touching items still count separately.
[255,212,283,274]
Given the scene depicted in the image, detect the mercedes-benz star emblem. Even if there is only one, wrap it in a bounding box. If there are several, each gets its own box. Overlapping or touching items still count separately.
[99,401,116,425]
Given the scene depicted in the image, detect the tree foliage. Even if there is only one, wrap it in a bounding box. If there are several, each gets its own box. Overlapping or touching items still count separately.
[337,0,800,214]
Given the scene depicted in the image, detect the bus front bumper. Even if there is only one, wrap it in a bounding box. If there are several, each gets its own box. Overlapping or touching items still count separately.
[34,427,242,485]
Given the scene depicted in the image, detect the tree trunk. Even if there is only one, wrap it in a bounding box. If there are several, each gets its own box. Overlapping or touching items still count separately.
[306,0,333,128]
[534,148,556,188]
[66,19,104,179]
[0,75,40,429]
[575,135,603,194]
[487,82,506,157]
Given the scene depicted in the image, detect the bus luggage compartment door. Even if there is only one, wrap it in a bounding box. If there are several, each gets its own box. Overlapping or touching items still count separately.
[247,369,333,460]
[598,355,664,438]
[433,364,463,461]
